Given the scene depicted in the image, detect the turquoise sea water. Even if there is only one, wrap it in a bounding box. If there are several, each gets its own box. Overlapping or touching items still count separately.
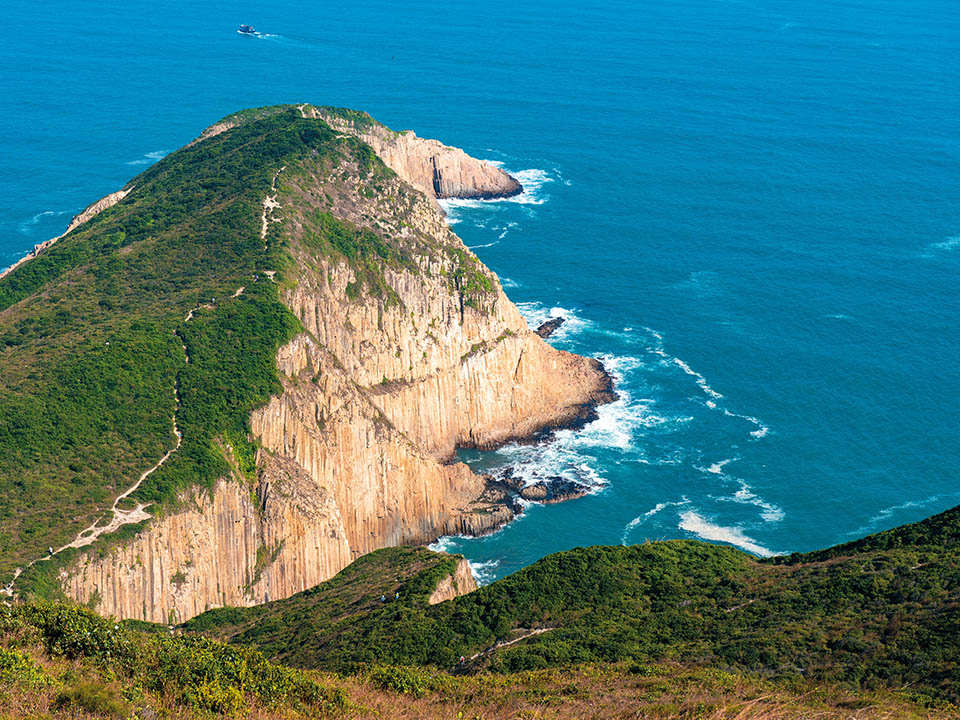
[3,1,959,582]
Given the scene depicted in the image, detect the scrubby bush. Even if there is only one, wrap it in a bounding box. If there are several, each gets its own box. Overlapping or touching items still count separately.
[54,680,130,718]
[0,647,50,687]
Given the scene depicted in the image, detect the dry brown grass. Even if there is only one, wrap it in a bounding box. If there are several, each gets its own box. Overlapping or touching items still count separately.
[1,648,956,720]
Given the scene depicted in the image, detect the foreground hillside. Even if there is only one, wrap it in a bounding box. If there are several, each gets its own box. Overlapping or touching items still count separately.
[1,613,951,720]
[184,504,960,706]
[2,505,959,718]
[0,105,612,620]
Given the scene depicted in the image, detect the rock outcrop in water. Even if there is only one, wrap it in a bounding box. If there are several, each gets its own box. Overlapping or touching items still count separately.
[57,106,613,623]
[535,317,566,338]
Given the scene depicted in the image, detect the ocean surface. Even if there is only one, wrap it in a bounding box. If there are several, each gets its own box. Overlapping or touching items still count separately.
[3,0,959,582]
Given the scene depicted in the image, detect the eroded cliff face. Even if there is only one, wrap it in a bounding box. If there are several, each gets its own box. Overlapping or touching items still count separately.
[61,109,611,623]
[306,105,522,201]
[428,558,477,605]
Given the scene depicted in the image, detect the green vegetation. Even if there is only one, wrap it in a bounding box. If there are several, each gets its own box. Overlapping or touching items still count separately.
[0,102,501,587]
[0,602,346,717]
[300,210,418,305]
[0,647,50,688]
[316,105,380,133]
[187,505,960,705]
[2,612,948,720]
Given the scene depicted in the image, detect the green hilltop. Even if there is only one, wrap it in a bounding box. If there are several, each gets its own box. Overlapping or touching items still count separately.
[1,106,958,718]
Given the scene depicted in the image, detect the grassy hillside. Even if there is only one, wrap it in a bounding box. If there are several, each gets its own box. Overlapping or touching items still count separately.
[1,540,957,718]
[185,504,960,705]
[0,108,316,582]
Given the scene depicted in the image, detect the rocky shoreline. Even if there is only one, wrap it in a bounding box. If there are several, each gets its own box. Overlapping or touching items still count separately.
[0,188,131,282]
[436,355,617,542]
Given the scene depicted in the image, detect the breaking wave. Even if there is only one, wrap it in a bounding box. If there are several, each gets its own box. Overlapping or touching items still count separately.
[847,492,960,537]
[644,327,770,440]
[515,303,591,341]
[18,209,72,235]
[621,498,690,544]
[438,165,555,224]
[427,536,501,585]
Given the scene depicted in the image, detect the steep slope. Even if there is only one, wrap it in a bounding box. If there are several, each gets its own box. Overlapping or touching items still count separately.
[0,105,613,622]
[187,503,960,703]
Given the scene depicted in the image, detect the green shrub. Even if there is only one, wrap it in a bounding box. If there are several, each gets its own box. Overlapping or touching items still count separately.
[54,680,130,718]
[367,664,452,697]
[0,647,50,687]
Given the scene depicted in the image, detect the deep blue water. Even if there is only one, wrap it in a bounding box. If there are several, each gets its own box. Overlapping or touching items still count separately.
[3,0,959,582]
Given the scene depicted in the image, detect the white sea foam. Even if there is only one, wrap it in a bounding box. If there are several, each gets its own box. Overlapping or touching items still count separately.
[678,511,777,557]
[18,209,72,235]
[672,357,724,401]
[483,346,678,495]
[515,303,591,341]
[126,150,167,166]
[847,492,960,537]
[467,559,500,585]
[707,458,735,475]
[743,415,770,439]
[437,166,555,225]
[427,537,501,584]
[427,536,459,553]
[621,498,690,544]
[643,327,770,439]
[730,484,784,523]
[500,277,520,288]
[467,241,499,250]
[930,235,960,252]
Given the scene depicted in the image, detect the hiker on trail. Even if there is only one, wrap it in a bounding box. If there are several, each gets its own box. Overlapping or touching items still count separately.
[459,656,465,665]
[380,594,386,603]
[395,591,400,600]
[48,547,53,556]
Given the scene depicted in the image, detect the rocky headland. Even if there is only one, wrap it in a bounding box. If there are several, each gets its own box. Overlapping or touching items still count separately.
[15,105,615,622]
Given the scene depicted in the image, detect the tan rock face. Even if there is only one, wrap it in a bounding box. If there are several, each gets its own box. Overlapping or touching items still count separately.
[308,106,522,201]
[428,558,477,605]
[61,111,612,623]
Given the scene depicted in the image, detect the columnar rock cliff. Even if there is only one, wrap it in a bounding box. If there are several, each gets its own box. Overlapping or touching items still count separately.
[60,107,612,622]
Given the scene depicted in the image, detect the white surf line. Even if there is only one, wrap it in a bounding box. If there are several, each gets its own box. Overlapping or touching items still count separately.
[644,327,770,440]
[468,627,554,661]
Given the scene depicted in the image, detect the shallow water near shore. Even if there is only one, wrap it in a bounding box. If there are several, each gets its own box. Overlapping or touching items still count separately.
[3,0,959,583]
